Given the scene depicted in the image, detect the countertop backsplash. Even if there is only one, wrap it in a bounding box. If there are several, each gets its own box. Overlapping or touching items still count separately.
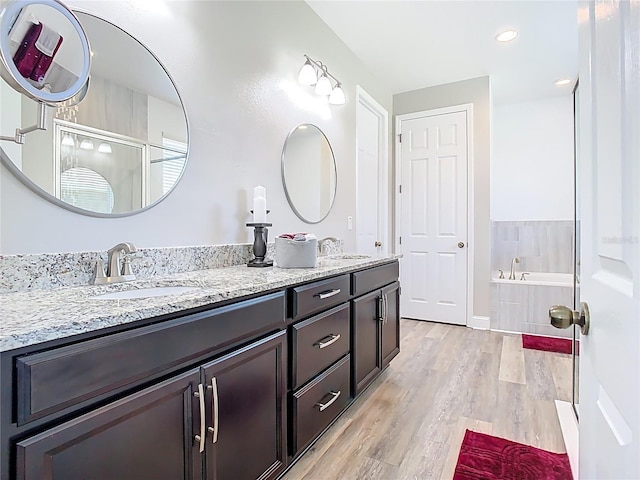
[0,239,345,294]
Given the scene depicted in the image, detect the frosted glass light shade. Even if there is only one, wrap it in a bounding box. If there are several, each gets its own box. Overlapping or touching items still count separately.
[80,139,94,150]
[314,74,332,96]
[61,135,75,147]
[298,61,317,85]
[328,84,346,105]
[98,142,112,153]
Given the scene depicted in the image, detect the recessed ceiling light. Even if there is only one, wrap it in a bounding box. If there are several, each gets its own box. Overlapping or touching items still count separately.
[554,79,572,86]
[496,30,518,42]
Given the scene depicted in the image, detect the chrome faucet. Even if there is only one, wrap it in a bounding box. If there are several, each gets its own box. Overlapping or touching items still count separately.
[317,237,338,256]
[508,257,520,280]
[94,242,138,284]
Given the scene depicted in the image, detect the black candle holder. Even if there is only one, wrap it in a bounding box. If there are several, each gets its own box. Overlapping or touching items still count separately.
[246,222,273,267]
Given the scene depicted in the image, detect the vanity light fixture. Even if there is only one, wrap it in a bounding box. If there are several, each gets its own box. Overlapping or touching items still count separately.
[297,55,346,105]
[495,29,518,42]
[98,142,112,153]
[80,139,94,150]
[61,134,75,147]
[554,78,572,86]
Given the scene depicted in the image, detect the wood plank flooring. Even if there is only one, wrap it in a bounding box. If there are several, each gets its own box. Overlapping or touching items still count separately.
[283,319,572,480]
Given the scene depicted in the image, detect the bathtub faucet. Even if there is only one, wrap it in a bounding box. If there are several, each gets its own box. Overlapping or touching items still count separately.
[508,257,520,280]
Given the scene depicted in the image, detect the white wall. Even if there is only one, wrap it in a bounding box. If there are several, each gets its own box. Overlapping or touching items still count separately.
[491,95,574,221]
[0,1,392,254]
[393,76,492,319]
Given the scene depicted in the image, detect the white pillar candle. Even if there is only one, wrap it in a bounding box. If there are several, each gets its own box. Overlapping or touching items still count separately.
[254,185,266,203]
[253,196,267,223]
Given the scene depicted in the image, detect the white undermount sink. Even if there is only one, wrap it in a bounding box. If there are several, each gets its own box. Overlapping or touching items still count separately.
[93,286,199,300]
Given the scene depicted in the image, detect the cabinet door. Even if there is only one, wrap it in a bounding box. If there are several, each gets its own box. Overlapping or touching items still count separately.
[202,331,287,480]
[16,369,202,480]
[352,290,382,396]
[381,282,400,369]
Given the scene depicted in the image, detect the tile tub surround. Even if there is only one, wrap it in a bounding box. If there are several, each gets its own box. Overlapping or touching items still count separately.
[490,278,574,338]
[491,220,574,275]
[0,252,394,352]
[0,239,345,294]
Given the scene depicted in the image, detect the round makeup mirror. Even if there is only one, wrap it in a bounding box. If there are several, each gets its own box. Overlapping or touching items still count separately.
[0,10,189,217]
[0,0,91,104]
[281,124,337,224]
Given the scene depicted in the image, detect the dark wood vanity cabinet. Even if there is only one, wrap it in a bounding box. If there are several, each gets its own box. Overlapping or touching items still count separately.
[201,331,287,480]
[351,263,400,396]
[16,369,204,480]
[1,261,399,480]
[14,331,287,480]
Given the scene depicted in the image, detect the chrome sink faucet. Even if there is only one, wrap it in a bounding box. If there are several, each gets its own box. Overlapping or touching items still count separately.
[508,257,520,280]
[317,237,338,256]
[94,242,138,284]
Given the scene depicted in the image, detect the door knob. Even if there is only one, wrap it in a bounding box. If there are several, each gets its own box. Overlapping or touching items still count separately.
[457,242,465,248]
[375,241,382,247]
[549,302,590,335]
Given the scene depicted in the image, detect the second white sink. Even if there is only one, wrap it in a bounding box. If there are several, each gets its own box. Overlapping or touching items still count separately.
[94,286,198,300]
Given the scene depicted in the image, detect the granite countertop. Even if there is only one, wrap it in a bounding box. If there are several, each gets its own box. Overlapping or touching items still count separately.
[0,255,399,352]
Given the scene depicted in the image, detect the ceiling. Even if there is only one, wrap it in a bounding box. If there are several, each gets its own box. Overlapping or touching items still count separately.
[306,0,579,104]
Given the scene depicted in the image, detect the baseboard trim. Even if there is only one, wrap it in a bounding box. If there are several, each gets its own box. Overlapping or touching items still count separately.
[555,400,579,480]
[468,315,490,330]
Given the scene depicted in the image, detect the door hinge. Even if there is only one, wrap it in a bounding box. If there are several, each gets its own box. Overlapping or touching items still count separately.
[399,236,402,245]
[398,133,402,143]
[399,185,402,194]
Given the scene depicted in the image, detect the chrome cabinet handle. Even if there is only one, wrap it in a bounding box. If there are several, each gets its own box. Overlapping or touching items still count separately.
[315,288,341,299]
[210,377,219,443]
[377,296,384,322]
[383,294,388,324]
[314,334,341,349]
[316,391,341,412]
[194,383,205,453]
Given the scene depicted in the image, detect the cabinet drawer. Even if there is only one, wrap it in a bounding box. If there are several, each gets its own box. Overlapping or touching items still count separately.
[292,355,351,455]
[351,261,399,297]
[291,303,350,389]
[290,275,350,320]
[15,291,285,426]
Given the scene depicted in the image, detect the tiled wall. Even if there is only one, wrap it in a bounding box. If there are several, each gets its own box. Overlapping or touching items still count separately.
[490,282,574,338]
[491,220,574,274]
[491,220,575,337]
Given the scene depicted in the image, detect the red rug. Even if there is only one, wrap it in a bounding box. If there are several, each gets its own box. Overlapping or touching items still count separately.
[453,430,573,480]
[522,334,576,355]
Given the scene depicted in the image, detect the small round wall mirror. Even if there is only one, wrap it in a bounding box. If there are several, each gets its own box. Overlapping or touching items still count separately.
[0,0,91,103]
[282,124,337,224]
[0,10,189,217]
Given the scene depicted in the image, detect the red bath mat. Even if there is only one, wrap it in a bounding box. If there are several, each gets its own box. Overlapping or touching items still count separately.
[453,430,573,480]
[522,334,575,355]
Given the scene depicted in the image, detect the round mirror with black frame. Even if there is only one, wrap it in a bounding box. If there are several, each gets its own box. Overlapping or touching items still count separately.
[281,124,337,224]
[0,9,189,217]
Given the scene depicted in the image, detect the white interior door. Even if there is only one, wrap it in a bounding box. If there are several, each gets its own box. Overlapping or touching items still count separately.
[578,2,639,478]
[356,86,388,256]
[398,109,468,325]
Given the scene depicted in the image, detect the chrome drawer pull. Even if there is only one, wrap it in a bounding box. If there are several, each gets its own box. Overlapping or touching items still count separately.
[194,383,206,453]
[316,391,341,412]
[315,288,341,299]
[314,334,341,349]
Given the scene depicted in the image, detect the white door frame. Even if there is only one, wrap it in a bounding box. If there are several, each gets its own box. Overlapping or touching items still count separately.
[356,85,389,254]
[395,103,475,326]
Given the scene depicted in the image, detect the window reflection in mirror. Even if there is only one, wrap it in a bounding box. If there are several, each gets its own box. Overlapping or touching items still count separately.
[0,11,189,217]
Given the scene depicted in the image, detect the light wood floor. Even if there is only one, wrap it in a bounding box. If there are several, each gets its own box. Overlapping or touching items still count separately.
[283,319,572,480]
